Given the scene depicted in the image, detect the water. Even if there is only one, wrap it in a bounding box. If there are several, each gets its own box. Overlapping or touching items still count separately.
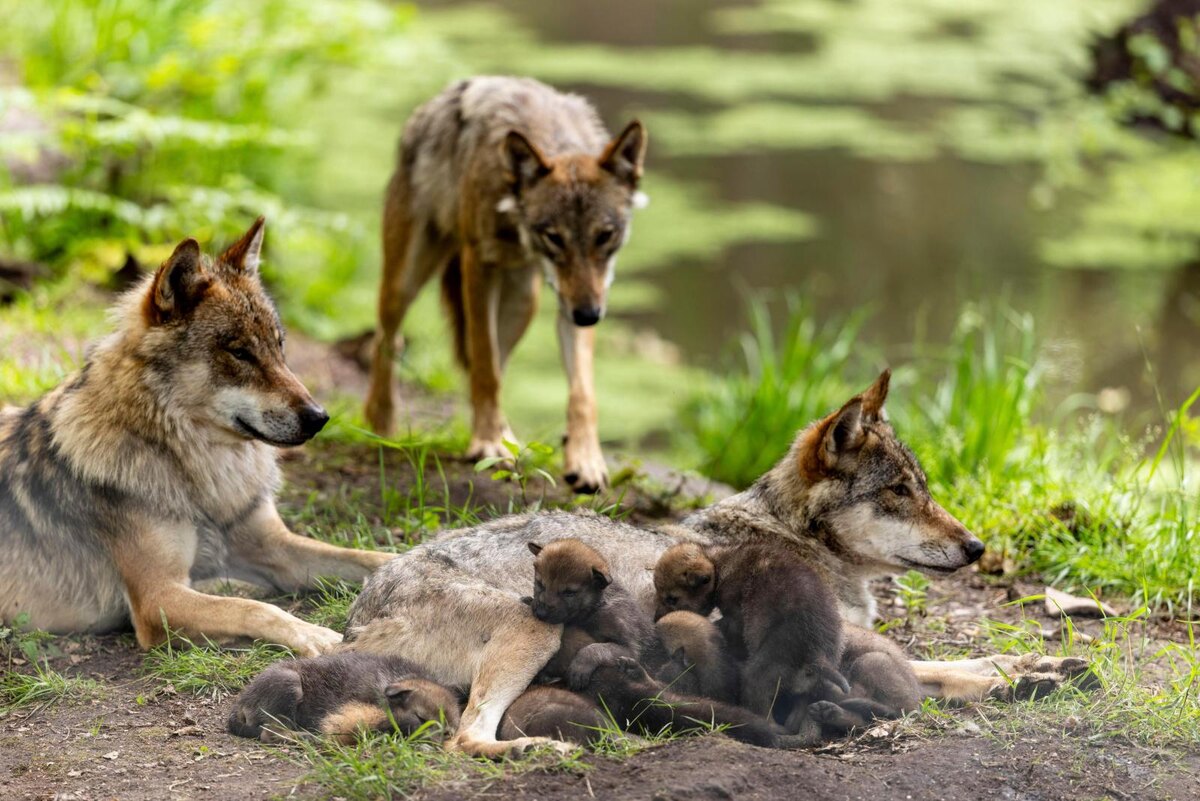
[414,0,1200,413]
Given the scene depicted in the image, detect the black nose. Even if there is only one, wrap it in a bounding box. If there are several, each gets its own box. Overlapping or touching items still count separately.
[572,306,602,327]
[298,404,330,437]
[963,536,985,564]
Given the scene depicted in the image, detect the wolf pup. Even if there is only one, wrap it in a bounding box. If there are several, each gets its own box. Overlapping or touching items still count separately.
[524,538,654,689]
[364,76,648,493]
[0,219,392,654]
[499,686,609,748]
[653,541,849,720]
[652,610,741,703]
[228,652,460,744]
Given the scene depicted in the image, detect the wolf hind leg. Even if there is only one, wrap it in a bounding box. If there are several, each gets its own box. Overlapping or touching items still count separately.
[448,615,575,759]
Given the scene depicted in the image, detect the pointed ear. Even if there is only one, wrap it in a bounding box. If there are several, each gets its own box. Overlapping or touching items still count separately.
[504,131,551,192]
[146,238,207,325]
[860,369,891,422]
[220,216,265,275]
[600,120,647,188]
[820,397,866,470]
[591,566,612,589]
[527,541,543,557]
[520,595,534,607]
[384,684,414,703]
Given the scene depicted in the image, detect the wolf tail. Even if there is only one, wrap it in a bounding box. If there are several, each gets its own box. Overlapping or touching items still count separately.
[439,254,468,369]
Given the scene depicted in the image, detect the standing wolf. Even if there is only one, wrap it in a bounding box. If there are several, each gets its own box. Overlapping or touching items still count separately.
[363,76,648,493]
[345,370,1090,756]
[0,219,392,654]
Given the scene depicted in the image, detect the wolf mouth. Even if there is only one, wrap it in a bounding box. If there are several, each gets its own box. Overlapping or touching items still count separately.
[234,416,303,447]
[897,557,960,575]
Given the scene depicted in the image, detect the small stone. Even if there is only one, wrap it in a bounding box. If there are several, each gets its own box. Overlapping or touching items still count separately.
[102,751,119,760]
[1044,586,1117,619]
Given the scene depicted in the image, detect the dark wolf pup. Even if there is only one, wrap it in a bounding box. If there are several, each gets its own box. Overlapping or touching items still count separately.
[228,652,460,744]
[364,76,648,492]
[0,219,392,654]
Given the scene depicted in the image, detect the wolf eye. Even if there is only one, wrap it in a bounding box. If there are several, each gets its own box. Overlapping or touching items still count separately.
[891,484,911,498]
[665,595,678,606]
[594,227,616,248]
[540,229,565,251]
[228,346,254,363]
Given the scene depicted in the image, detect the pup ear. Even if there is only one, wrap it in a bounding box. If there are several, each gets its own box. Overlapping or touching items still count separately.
[504,131,551,193]
[220,216,266,275]
[591,566,612,588]
[600,120,647,188]
[147,238,208,325]
[384,683,414,703]
[527,542,543,557]
[820,397,866,470]
[860,368,891,423]
[520,595,534,606]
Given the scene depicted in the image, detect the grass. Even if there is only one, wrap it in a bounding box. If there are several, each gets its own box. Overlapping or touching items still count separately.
[0,660,102,715]
[141,631,292,701]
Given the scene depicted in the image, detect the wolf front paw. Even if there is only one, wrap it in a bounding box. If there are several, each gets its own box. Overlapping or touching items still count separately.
[290,624,344,657]
[563,437,607,494]
[363,391,394,436]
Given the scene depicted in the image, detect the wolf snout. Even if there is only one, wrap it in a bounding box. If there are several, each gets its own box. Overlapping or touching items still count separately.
[962,535,985,564]
[571,305,603,327]
[297,403,330,438]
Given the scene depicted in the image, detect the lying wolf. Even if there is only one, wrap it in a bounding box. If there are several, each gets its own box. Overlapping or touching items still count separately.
[344,370,1088,756]
[0,219,392,654]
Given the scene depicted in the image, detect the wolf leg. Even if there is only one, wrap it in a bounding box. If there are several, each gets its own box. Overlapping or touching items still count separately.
[365,192,448,435]
[496,265,540,371]
[910,654,1094,703]
[448,616,575,758]
[229,500,393,591]
[462,244,512,460]
[556,314,606,493]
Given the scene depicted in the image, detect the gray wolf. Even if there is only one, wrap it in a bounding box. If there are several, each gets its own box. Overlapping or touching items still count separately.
[523,538,654,689]
[344,370,1088,757]
[227,651,459,744]
[0,219,392,655]
[363,75,648,493]
[652,541,848,719]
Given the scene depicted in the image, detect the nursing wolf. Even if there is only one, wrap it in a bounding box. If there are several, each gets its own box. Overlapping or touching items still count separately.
[344,371,1090,756]
[363,76,648,493]
[0,219,392,654]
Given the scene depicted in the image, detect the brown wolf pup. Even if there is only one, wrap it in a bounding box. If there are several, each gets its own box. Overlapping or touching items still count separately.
[652,610,740,703]
[499,686,609,748]
[524,538,654,689]
[363,76,649,493]
[653,541,849,720]
[586,657,782,748]
[0,219,392,654]
[228,652,460,744]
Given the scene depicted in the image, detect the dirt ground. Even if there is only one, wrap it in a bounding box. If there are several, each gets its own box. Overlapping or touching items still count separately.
[2,341,1198,801]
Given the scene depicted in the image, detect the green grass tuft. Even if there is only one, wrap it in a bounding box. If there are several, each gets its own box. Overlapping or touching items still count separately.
[0,660,102,714]
[142,632,292,701]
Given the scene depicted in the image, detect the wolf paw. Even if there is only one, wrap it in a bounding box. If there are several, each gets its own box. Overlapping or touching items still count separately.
[466,429,518,463]
[563,440,607,494]
[290,624,344,657]
[504,736,577,759]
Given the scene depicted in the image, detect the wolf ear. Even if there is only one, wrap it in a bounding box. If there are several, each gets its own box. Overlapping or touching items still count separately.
[384,683,414,703]
[527,541,543,557]
[820,397,867,470]
[591,566,612,588]
[600,120,647,188]
[147,238,207,325]
[220,216,265,276]
[504,131,551,193]
[860,368,891,423]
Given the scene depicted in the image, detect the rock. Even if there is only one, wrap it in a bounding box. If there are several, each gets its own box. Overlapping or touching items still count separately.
[1043,586,1117,619]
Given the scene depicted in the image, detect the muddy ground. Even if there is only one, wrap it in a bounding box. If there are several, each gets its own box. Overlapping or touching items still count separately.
[2,342,1198,800]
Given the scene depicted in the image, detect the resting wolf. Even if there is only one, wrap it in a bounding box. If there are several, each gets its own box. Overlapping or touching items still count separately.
[0,219,392,654]
[344,371,1088,756]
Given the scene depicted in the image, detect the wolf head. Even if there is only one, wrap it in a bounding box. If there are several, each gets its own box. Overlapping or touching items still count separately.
[652,543,717,621]
[501,121,647,327]
[522,538,613,625]
[383,678,461,739]
[132,218,327,447]
[781,370,985,574]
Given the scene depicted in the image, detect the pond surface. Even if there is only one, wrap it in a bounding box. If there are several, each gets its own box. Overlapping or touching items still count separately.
[411,0,1200,413]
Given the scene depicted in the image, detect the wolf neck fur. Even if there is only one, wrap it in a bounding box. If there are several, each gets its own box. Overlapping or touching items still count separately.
[46,325,277,524]
[686,458,882,626]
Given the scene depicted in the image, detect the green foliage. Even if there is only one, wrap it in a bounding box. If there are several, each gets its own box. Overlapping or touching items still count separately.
[681,293,868,487]
[142,631,292,701]
[475,439,558,510]
[0,659,102,714]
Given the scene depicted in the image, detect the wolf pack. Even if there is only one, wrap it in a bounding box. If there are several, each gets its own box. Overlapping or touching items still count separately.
[0,76,1092,759]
